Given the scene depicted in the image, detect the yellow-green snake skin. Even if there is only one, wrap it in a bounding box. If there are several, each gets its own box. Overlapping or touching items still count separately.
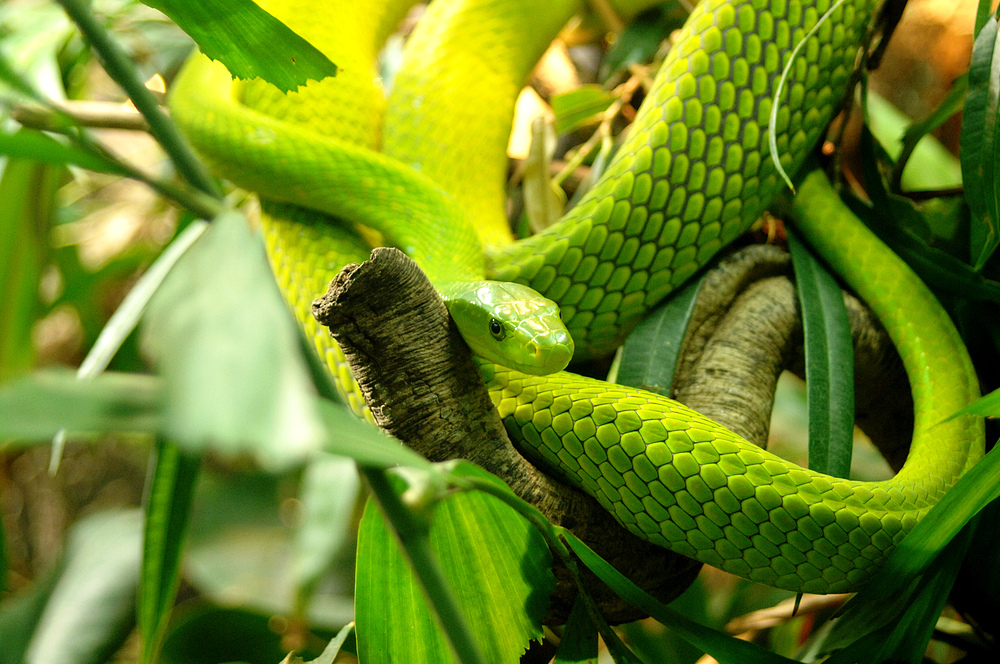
[169,0,985,593]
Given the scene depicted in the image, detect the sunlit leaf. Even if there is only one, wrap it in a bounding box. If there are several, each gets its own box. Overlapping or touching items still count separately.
[0,370,162,444]
[141,210,325,468]
[144,0,337,91]
[0,158,60,381]
[551,85,617,134]
[23,510,142,664]
[355,470,552,664]
[0,129,125,174]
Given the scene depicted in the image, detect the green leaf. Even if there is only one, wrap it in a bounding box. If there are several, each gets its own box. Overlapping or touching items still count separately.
[0,129,126,174]
[141,210,325,469]
[837,441,1000,629]
[0,370,162,444]
[297,622,355,664]
[355,472,553,664]
[554,597,598,664]
[22,510,142,664]
[77,221,209,380]
[888,76,967,191]
[823,520,975,663]
[942,385,1000,421]
[140,440,202,664]
[601,4,689,80]
[315,399,430,469]
[144,0,337,92]
[0,510,6,595]
[960,15,1000,270]
[0,158,60,381]
[788,229,854,478]
[0,564,61,664]
[562,532,796,664]
[290,454,360,614]
[615,274,703,395]
[551,85,617,134]
[848,127,1000,301]
[159,605,291,663]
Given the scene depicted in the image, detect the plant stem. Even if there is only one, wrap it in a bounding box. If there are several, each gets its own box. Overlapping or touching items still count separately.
[362,469,488,664]
[54,0,221,200]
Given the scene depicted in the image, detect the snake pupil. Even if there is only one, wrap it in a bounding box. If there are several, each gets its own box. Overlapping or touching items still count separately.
[489,318,505,340]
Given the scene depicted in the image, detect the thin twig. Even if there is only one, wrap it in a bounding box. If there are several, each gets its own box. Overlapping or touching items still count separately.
[54,0,220,199]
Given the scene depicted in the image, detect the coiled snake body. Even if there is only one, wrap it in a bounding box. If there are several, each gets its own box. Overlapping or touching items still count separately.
[170,0,984,593]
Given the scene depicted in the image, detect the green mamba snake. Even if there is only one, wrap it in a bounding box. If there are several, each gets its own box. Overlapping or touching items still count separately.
[169,0,985,593]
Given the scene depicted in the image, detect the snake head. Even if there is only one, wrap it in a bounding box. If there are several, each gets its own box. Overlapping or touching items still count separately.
[440,281,574,375]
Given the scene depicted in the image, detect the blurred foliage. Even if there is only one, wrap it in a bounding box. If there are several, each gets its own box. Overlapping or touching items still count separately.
[1,1,999,664]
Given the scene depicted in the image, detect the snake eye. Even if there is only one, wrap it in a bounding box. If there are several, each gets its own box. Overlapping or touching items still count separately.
[489,318,505,340]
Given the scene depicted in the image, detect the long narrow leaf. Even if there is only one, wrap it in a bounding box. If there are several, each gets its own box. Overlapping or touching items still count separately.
[562,533,796,664]
[554,597,599,664]
[787,229,854,478]
[615,275,703,395]
[941,386,1000,421]
[24,510,143,664]
[0,370,162,444]
[139,440,202,664]
[144,0,337,91]
[960,15,1000,270]
[837,441,1000,625]
[0,129,125,174]
[0,158,60,381]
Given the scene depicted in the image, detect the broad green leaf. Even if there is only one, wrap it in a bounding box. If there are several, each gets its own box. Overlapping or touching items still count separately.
[0,129,126,174]
[788,229,854,478]
[140,440,202,664]
[0,370,162,444]
[551,85,617,134]
[144,0,337,91]
[355,473,553,664]
[0,158,58,381]
[960,16,1000,270]
[141,210,325,469]
[563,532,796,664]
[290,454,360,613]
[24,510,142,664]
[615,274,703,395]
[554,597,598,664]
